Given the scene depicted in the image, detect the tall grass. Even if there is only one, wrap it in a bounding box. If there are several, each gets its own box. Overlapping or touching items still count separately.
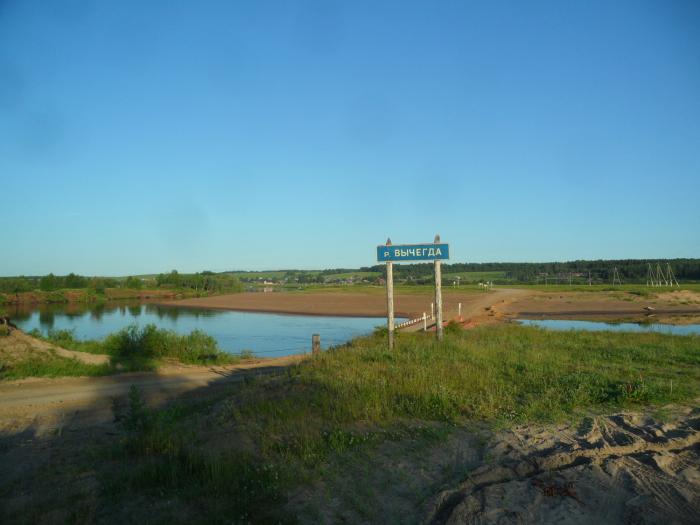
[108,386,286,523]
[215,325,700,464]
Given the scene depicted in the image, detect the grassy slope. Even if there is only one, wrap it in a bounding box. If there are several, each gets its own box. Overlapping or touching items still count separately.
[84,324,700,523]
[0,326,241,380]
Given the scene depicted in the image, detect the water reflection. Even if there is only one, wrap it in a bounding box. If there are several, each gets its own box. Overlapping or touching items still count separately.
[128,305,142,317]
[8,301,386,358]
[38,310,55,330]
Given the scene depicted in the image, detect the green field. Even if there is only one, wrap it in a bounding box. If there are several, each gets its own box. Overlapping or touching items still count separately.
[322,271,381,280]
[442,270,507,282]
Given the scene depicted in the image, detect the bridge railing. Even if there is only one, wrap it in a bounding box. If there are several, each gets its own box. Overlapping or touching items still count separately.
[396,313,434,330]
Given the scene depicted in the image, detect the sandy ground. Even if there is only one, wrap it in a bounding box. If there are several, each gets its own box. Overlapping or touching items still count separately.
[424,405,700,524]
[285,405,700,524]
[162,288,700,329]
[159,290,499,319]
[500,290,700,320]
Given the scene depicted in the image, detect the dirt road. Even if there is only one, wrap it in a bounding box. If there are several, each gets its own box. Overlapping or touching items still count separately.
[0,356,302,434]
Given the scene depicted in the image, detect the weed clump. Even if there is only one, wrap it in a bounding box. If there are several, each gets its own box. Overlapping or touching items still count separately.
[39,325,239,371]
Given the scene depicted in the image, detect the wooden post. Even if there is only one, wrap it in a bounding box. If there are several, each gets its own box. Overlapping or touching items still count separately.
[430,302,434,319]
[423,312,427,331]
[458,302,462,320]
[385,238,395,350]
[312,334,320,354]
[434,234,444,341]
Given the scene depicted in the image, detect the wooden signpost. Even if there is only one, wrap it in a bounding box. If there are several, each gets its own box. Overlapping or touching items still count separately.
[377,235,450,349]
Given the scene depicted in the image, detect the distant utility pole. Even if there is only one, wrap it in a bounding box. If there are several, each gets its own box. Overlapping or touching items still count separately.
[612,267,622,287]
[657,263,668,286]
[647,263,655,287]
[666,263,680,287]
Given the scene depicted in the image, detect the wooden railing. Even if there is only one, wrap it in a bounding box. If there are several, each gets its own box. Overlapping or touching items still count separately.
[396,313,434,330]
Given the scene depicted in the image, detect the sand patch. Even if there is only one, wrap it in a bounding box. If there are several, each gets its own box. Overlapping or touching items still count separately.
[425,407,700,524]
[656,290,700,304]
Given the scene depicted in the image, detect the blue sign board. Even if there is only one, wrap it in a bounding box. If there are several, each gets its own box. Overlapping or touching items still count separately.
[377,243,450,262]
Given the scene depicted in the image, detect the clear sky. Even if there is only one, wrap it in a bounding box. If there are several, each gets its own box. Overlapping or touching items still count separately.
[1,1,698,276]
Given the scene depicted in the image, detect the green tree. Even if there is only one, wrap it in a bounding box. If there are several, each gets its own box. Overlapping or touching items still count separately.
[39,273,61,291]
[64,273,88,289]
[124,276,143,289]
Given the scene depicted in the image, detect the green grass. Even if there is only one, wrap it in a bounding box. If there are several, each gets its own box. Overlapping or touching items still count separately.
[442,270,507,282]
[0,354,113,380]
[322,271,381,280]
[100,324,700,521]
[221,325,699,453]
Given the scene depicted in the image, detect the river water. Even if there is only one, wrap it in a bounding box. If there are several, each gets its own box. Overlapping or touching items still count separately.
[518,318,700,336]
[7,302,393,357]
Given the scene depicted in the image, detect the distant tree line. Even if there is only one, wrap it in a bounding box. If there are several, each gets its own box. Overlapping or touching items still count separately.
[361,258,700,284]
[154,270,243,292]
[0,270,243,294]
[0,274,120,293]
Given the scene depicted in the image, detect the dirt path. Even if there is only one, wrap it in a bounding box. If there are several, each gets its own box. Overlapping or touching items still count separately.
[400,287,531,331]
[0,356,303,434]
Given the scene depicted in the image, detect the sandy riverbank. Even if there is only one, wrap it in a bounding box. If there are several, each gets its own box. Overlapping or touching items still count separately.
[159,288,700,329]
[158,290,487,319]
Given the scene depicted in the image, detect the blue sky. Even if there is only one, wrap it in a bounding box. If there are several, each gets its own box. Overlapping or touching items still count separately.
[1,1,698,276]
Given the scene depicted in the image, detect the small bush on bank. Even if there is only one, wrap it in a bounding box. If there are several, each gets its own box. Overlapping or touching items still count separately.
[40,325,239,369]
